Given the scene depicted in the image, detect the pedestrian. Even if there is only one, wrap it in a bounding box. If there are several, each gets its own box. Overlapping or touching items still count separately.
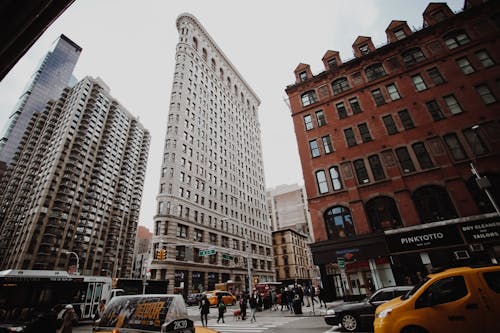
[57,304,77,333]
[239,294,248,320]
[216,299,226,324]
[249,291,258,322]
[93,299,106,322]
[318,286,327,308]
[199,294,210,327]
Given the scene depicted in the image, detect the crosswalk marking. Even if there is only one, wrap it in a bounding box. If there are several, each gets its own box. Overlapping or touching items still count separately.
[198,316,302,333]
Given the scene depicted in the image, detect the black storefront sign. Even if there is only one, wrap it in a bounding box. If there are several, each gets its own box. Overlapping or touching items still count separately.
[460,220,500,243]
[386,224,463,253]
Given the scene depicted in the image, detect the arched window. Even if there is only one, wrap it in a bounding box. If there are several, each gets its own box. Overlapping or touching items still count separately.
[192,37,198,50]
[227,77,231,87]
[365,63,386,81]
[211,59,216,71]
[413,185,458,223]
[301,90,318,106]
[202,48,207,61]
[324,206,356,239]
[219,68,224,80]
[331,77,350,95]
[366,196,403,231]
[402,48,426,65]
[466,173,500,214]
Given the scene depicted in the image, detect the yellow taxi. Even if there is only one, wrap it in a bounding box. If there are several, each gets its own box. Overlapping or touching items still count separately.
[374,265,500,333]
[204,290,237,306]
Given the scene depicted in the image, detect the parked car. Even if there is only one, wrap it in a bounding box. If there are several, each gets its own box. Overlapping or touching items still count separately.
[204,290,237,306]
[325,285,413,332]
[374,266,500,333]
[186,293,204,306]
[93,294,194,333]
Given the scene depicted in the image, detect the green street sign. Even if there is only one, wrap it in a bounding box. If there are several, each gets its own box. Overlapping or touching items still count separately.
[222,253,233,260]
[199,249,216,256]
[337,257,345,269]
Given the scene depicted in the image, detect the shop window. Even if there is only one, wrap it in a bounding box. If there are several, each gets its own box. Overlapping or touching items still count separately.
[412,185,458,223]
[324,206,356,239]
[366,196,403,231]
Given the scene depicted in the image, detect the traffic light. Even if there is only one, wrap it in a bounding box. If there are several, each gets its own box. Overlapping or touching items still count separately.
[157,248,166,260]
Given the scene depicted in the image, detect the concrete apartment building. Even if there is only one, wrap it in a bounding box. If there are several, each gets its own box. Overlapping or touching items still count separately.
[150,13,274,295]
[0,35,81,178]
[286,0,500,300]
[0,76,150,278]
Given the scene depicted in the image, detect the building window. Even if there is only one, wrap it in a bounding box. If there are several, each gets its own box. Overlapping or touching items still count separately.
[304,115,313,130]
[309,140,320,158]
[354,159,370,184]
[475,50,495,68]
[396,147,416,173]
[443,133,467,161]
[386,84,401,100]
[365,63,386,81]
[327,58,337,70]
[366,196,403,231]
[358,123,372,142]
[398,109,415,129]
[331,77,351,95]
[348,97,362,114]
[359,44,370,55]
[425,100,445,121]
[299,71,307,82]
[427,67,445,85]
[371,88,386,106]
[176,246,186,261]
[194,228,204,242]
[336,102,348,119]
[324,206,355,239]
[463,128,489,155]
[177,224,188,238]
[329,166,343,190]
[316,110,326,126]
[322,135,334,154]
[368,155,385,181]
[475,84,497,104]
[316,170,329,194]
[301,90,317,106]
[412,74,427,91]
[394,28,406,40]
[382,115,398,135]
[444,31,470,49]
[456,57,475,75]
[443,95,463,114]
[413,185,458,223]
[344,128,357,147]
[402,48,426,65]
[412,142,434,169]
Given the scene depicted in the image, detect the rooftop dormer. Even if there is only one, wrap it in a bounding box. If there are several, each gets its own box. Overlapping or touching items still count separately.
[385,20,413,43]
[423,3,454,27]
[322,50,342,72]
[294,63,312,84]
[352,36,375,58]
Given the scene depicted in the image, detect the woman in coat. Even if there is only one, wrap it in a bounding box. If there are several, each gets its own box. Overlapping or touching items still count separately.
[199,295,210,327]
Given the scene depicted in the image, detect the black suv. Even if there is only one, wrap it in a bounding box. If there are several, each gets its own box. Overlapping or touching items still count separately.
[324,286,413,332]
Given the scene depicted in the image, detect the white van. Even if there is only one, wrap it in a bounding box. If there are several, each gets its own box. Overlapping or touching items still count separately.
[93,294,194,333]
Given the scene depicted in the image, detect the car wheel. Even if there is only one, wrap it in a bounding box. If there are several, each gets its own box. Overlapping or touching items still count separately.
[341,313,359,332]
[401,326,428,333]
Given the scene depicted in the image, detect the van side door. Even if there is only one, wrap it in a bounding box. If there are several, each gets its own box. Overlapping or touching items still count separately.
[414,275,475,332]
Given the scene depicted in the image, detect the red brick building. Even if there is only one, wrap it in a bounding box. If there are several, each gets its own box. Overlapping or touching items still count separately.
[286,0,500,300]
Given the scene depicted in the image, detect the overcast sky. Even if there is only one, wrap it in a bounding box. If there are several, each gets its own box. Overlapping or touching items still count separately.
[0,0,464,230]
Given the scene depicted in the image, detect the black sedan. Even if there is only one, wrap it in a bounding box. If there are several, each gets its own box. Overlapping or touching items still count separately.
[186,293,204,306]
[324,285,413,332]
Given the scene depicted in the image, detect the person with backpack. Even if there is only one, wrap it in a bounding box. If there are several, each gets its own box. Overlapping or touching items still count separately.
[199,295,210,327]
[216,299,226,324]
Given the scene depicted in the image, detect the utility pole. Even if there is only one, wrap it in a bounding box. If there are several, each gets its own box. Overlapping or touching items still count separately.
[245,234,253,293]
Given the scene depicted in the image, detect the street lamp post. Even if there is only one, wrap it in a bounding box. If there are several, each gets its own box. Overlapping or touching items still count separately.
[62,250,80,275]
[470,125,500,215]
[245,233,253,293]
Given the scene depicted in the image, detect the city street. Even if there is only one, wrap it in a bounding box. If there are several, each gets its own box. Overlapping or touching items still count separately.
[75,303,375,333]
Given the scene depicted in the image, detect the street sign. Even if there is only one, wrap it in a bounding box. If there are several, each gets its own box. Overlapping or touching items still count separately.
[337,257,345,270]
[222,253,233,260]
[199,249,216,256]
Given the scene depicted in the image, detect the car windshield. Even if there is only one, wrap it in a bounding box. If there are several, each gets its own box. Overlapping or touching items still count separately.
[402,278,429,300]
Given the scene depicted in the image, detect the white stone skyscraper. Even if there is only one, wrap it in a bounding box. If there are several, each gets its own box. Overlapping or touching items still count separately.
[151,13,274,294]
[0,76,150,277]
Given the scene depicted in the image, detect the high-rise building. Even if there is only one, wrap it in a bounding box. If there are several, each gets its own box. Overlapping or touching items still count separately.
[266,184,313,238]
[0,34,81,172]
[286,0,499,300]
[0,76,150,277]
[151,13,274,295]
[132,226,153,279]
